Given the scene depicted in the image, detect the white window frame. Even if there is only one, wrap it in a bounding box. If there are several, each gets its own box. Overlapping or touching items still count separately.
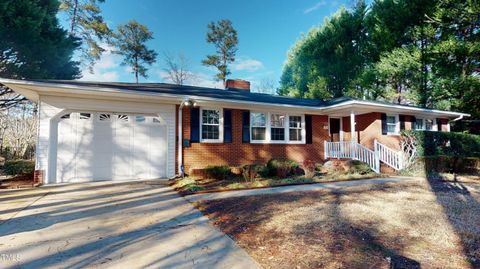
[415,117,425,130]
[288,115,304,143]
[250,111,268,143]
[250,111,305,144]
[270,113,287,142]
[200,107,223,143]
[424,118,437,131]
[386,114,399,135]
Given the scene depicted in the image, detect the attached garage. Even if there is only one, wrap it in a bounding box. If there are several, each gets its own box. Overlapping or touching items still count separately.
[55,111,167,183]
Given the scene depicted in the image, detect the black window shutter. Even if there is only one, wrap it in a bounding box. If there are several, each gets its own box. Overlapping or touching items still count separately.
[437,118,442,131]
[242,111,250,143]
[224,109,232,143]
[381,113,387,135]
[399,115,405,131]
[411,116,417,130]
[190,107,200,142]
[305,115,313,144]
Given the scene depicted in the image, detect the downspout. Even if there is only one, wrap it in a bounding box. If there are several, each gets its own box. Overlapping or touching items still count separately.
[177,102,185,178]
[449,114,465,132]
[177,99,195,178]
[452,114,464,122]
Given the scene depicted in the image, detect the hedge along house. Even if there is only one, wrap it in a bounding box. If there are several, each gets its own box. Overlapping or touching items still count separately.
[0,78,469,184]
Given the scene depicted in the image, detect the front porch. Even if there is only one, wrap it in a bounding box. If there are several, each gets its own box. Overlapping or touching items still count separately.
[324,108,407,173]
[324,140,404,173]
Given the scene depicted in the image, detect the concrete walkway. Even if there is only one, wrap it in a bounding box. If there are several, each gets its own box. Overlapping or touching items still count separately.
[186,177,418,202]
[0,180,261,269]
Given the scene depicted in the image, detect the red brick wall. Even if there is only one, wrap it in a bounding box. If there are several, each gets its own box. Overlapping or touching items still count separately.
[176,106,450,174]
[177,107,329,174]
[341,112,450,150]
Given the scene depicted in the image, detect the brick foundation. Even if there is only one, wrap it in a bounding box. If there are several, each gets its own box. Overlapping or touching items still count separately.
[33,170,44,185]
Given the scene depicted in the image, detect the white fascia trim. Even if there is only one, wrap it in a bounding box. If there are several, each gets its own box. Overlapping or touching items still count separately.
[324,100,470,118]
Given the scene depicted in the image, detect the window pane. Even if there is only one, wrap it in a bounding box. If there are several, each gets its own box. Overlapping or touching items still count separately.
[426,119,433,130]
[270,114,285,127]
[202,109,219,124]
[289,116,301,128]
[252,127,266,140]
[271,128,285,141]
[99,113,111,121]
[387,116,396,124]
[79,113,91,120]
[202,125,219,140]
[289,129,302,141]
[135,115,145,122]
[251,112,266,127]
[387,124,396,133]
[117,114,129,122]
[416,119,424,130]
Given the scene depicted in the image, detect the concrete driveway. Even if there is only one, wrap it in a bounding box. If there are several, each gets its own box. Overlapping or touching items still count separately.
[0,180,261,269]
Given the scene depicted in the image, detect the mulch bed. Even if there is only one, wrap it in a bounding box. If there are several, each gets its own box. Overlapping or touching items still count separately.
[0,174,36,189]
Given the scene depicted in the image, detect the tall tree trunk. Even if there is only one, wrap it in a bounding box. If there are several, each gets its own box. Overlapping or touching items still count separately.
[70,0,79,34]
[420,25,428,107]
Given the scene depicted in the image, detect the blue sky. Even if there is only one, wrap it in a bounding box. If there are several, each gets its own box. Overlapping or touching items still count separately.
[61,0,359,92]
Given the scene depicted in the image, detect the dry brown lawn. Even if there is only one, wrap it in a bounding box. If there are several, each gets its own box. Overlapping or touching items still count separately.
[196,178,480,269]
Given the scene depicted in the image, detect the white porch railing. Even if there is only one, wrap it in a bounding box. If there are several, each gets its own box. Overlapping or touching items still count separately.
[324,140,404,173]
[374,139,403,171]
[324,141,380,173]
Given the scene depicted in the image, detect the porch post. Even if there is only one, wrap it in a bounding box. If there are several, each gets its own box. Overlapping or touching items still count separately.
[350,110,356,142]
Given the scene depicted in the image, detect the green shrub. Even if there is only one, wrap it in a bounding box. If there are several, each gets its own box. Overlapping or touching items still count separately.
[3,160,35,176]
[401,130,480,158]
[346,160,373,175]
[204,165,231,180]
[241,164,265,182]
[266,158,299,178]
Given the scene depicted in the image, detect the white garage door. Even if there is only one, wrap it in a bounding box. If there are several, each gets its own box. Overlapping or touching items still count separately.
[56,112,167,183]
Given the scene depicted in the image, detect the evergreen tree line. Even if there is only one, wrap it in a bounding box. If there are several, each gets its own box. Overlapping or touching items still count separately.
[279,0,480,119]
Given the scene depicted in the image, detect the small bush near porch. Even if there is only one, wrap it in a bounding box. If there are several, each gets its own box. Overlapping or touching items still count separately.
[171,158,379,195]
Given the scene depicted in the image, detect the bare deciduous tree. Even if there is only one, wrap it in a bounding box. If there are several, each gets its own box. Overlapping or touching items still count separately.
[0,84,28,109]
[162,52,195,85]
[0,102,37,159]
[256,78,277,94]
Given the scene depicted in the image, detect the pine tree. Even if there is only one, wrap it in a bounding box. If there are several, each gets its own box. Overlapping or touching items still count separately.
[112,20,158,83]
[60,0,112,71]
[202,19,238,85]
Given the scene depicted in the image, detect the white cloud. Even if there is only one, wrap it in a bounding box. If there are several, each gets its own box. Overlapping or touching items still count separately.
[232,58,264,72]
[78,45,122,82]
[304,1,327,14]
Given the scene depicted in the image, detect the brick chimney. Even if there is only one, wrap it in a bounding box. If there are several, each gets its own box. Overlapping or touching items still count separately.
[225,79,250,92]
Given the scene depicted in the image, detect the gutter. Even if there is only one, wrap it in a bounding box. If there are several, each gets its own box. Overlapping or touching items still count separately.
[452,114,464,121]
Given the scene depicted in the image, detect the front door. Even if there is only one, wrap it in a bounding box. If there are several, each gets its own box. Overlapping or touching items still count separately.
[329,118,341,142]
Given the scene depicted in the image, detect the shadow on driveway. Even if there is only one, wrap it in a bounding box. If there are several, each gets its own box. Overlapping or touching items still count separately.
[0,180,260,269]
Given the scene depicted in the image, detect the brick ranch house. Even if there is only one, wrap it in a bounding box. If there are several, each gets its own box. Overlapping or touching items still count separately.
[0,78,469,184]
